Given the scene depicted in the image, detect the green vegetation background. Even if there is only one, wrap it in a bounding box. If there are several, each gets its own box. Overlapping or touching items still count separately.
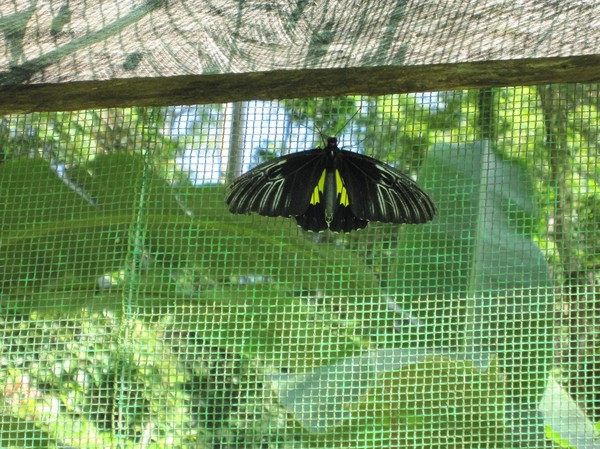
[0,87,598,448]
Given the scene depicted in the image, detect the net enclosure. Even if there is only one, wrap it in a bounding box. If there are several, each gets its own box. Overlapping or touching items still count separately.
[1,1,600,448]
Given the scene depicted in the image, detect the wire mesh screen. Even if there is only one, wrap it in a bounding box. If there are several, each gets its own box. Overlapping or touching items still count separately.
[0,89,598,448]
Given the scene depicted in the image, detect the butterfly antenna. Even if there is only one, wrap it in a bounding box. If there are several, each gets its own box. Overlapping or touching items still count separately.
[309,103,363,148]
[335,105,363,137]
[329,105,365,150]
[313,122,327,147]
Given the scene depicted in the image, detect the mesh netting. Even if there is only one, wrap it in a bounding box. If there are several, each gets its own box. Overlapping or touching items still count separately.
[0,89,598,448]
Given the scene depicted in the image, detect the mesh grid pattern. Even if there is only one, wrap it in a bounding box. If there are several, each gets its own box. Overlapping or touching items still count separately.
[0,90,598,448]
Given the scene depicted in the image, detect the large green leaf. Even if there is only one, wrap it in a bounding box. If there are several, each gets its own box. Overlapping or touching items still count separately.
[159,287,365,374]
[389,141,555,446]
[308,358,509,449]
[0,154,383,372]
[390,141,548,295]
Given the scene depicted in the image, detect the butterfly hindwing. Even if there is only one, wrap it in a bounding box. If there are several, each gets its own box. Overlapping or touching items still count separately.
[294,198,328,232]
[226,149,326,217]
[336,149,436,224]
[327,202,369,232]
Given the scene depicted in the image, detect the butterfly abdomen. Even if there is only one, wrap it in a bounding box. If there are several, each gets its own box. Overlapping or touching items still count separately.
[323,169,338,224]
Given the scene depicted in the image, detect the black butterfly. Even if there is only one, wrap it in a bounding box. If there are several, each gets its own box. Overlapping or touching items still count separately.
[225,137,436,232]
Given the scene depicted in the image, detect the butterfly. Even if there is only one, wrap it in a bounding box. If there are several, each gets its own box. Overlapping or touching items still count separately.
[225,137,436,232]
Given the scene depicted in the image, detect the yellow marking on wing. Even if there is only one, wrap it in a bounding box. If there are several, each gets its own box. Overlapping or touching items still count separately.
[336,170,349,206]
[310,170,327,205]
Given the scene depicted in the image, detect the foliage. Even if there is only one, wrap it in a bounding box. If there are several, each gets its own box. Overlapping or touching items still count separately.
[0,309,303,448]
[315,358,509,448]
[1,85,599,448]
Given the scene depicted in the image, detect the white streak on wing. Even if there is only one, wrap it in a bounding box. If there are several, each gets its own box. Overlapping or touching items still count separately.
[257,178,284,212]
[375,184,386,218]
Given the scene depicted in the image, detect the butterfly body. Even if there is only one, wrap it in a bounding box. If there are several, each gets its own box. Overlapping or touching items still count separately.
[226,137,435,232]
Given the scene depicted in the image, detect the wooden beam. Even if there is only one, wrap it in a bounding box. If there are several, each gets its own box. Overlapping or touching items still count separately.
[2,56,599,114]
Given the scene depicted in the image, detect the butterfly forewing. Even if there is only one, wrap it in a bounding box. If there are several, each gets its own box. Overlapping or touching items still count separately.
[226,149,326,217]
[337,149,436,224]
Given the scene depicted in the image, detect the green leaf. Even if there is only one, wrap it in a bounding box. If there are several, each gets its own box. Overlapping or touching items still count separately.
[305,357,509,448]
[388,141,554,445]
[160,286,364,373]
[0,413,57,448]
[0,154,382,371]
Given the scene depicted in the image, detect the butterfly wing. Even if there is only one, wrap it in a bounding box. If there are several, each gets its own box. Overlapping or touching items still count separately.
[226,143,436,231]
[294,197,328,232]
[336,149,436,224]
[326,202,369,232]
[226,149,326,218]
